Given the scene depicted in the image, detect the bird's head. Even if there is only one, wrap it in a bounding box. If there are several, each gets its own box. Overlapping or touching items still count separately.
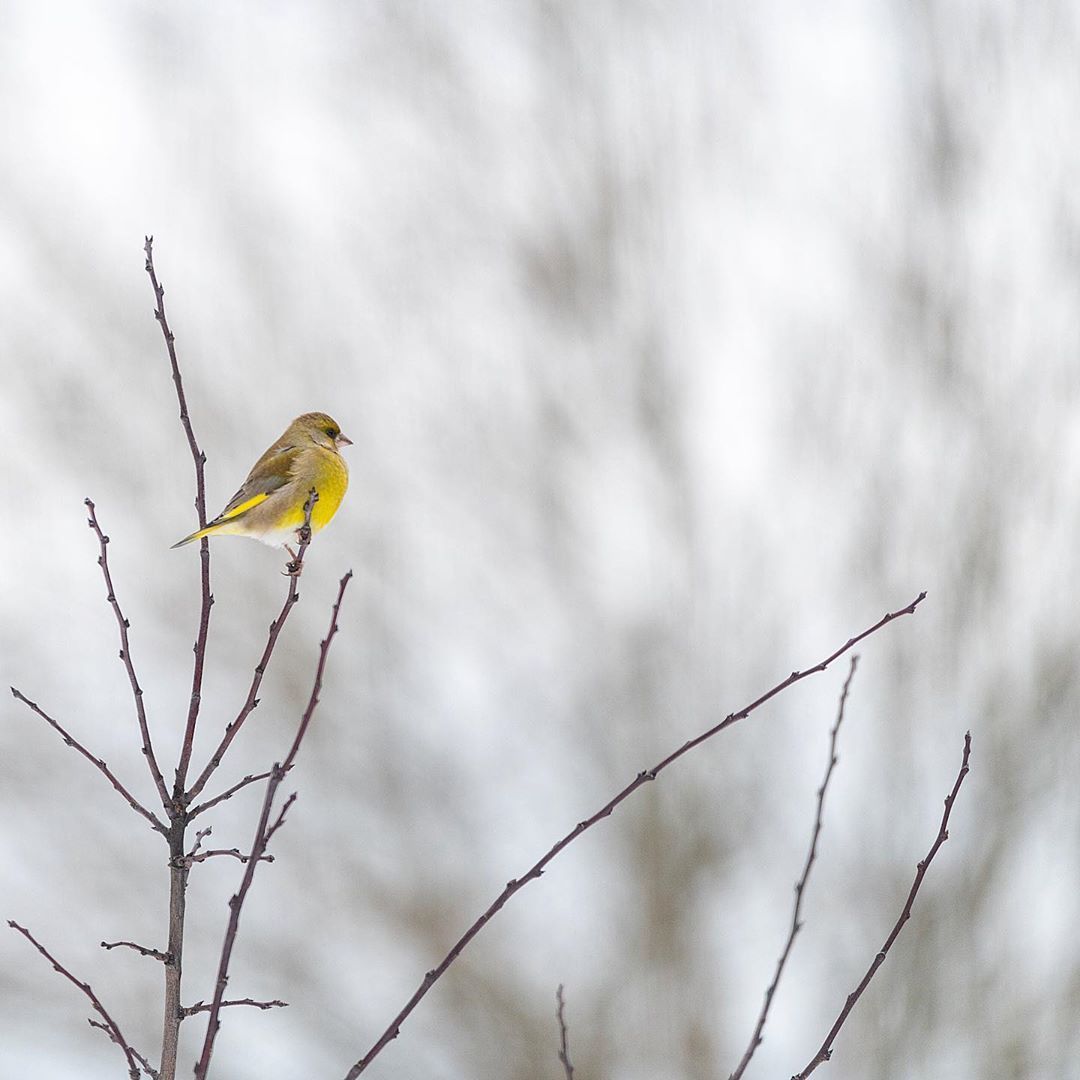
[291,412,353,452]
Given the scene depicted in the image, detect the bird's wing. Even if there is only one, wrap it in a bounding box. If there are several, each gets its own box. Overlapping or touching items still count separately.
[211,443,299,525]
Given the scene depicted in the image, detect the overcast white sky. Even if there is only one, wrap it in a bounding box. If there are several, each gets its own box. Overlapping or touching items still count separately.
[2,3,1079,1079]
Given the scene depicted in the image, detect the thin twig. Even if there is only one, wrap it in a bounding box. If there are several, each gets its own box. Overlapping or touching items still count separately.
[555,984,575,1080]
[791,730,973,1079]
[187,827,213,860]
[10,688,166,834]
[186,848,275,866]
[88,1020,160,1079]
[343,592,928,1077]
[193,571,352,1080]
[730,655,858,1080]
[144,235,213,800]
[188,770,274,820]
[101,940,169,963]
[182,998,289,1017]
[84,499,172,812]
[144,236,212,1080]
[185,491,320,805]
[9,921,142,1080]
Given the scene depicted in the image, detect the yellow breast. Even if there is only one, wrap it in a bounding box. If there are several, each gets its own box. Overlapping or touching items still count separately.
[288,447,349,533]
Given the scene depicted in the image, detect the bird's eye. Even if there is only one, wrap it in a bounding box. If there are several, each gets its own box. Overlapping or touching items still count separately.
[325,427,337,438]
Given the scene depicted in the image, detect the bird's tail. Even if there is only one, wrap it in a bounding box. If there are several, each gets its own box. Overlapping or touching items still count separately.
[170,523,220,549]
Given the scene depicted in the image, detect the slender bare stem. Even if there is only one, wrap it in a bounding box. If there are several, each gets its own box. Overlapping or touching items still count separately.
[9,921,142,1079]
[185,491,319,804]
[730,655,858,1080]
[10,688,166,834]
[343,592,927,1076]
[84,499,172,812]
[188,770,274,820]
[791,730,973,1079]
[144,236,213,801]
[555,984,575,1080]
[101,940,169,963]
[193,571,352,1079]
[182,998,288,1017]
[87,1025,160,1080]
[186,848,275,866]
[159,823,187,1080]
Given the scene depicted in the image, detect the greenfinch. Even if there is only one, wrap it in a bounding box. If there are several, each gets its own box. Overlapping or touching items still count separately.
[172,412,351,552]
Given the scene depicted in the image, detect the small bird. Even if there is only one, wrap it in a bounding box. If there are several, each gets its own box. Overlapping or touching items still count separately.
[172,412,351,560]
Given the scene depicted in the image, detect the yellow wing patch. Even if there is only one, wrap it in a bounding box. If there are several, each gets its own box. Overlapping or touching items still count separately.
[217,491,271,522]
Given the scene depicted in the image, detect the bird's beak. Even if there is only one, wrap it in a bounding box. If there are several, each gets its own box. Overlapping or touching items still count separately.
[336,433,353,447]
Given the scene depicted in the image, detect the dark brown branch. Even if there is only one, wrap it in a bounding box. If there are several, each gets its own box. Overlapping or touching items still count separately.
[194,571,352,1080]
[791,730,973,1079]
[730,655,858,1080]
[182,997,288,1018]
[145,236,213,801]
[11,687,166,834]
[555,984,575,1080]
[84,499,172,812]
[101,940,169,963]
[343,592,927,1077]
[9,921,142,1080]
[185,491,319,804]
[188,770,274,820]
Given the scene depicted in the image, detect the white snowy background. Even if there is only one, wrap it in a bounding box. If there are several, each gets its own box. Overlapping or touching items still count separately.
[1,3,1078,1079]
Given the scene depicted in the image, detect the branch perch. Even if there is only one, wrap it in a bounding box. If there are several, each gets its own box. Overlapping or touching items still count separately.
[185,489,319,805]
[193,570,352,1079]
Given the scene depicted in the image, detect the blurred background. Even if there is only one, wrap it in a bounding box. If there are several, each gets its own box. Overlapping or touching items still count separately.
[1,2,1078,1078]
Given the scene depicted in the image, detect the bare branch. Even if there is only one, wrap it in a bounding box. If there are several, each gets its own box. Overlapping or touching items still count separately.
[101,940,169,963]
[193,571,352,1080]
[555,984,575,1080]
[187,848,275,866]
[187,827,213,860]
[188,770,274,820]
[185,491,320,804]
[145,236,214,801]
[11,687,166,834]
[88,1019,160,1079]
[182,998,288,1018]
[83,499,172,813]
[9,921,142,1079]
[343,592,928,1076]
[143,236,214,1080]
[791,730,973,1079]
[730,655,858,1080]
